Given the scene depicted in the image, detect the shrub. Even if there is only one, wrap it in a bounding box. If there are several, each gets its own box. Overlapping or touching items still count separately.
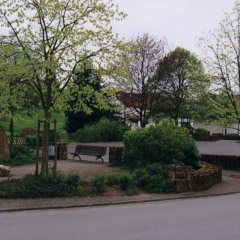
[25,136,39,148]
[25,131,60,148]
[193,128,209,141]
[119,173,134,191]
[104,173,121,186]
[9,147,35,166]
[123,120,199,168]
[92,172,137,194]
[0,173,81,198]
[74,118,125,142]
[224,134,240,140]
[133,164,173,193]
[92,175,107,194]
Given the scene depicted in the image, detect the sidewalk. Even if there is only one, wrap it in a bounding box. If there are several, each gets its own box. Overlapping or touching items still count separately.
[0,170,239,212]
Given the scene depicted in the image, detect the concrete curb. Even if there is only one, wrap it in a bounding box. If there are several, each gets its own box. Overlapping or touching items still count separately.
[1,190,240,213]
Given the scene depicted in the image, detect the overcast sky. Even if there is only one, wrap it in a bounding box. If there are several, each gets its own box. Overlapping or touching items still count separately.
[113,0,236,54]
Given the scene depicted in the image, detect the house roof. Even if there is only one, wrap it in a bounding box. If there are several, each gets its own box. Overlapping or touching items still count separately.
[116,91,154,109]
[116,91,172,114]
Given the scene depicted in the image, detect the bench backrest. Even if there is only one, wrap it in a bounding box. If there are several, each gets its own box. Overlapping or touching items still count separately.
[75,145,107,156]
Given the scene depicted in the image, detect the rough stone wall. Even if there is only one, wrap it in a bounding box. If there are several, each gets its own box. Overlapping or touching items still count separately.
[164,163,222,193]
[108,146,222,193]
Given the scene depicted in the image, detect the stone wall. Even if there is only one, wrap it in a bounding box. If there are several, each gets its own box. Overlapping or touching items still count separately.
[164,163,222,193]
[109,147,124,166]
[108,146,222,193]
[201,154,240,169]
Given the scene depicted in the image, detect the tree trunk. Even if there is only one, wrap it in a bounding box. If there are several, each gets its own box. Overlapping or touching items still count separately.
[41,110,51,178]
[238,120,240,135]
[140,122,146,128]
[9,113,14,150]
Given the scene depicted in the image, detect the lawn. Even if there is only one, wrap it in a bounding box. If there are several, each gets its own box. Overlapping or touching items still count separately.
[0,110,66,134]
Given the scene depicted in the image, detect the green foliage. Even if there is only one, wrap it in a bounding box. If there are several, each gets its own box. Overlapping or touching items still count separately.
[0,0,126,178]
[104,173,121,186]
[9,147,35,166]
[154,47,208,122]
[92,175,107,194]
[65,62,117,133]
[92,172,136,195]
[123,120,199,168]
[224,134,240,140]
[0,173,81,199]
[200,2,240,126]
[92,164,173,195]
[119,173,134,191]
[133,164,173,193]
[74,118,125,142]
[25,136,39,148]
[25,131,60,148]
[193,128,209,141]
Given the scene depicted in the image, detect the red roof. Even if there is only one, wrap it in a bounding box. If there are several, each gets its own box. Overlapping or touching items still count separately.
[116,91,154,109]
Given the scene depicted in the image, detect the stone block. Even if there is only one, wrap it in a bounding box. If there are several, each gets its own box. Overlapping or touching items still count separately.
[0,165,10,177]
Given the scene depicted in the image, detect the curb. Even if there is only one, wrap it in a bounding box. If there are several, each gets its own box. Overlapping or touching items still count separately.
[1,190,240,213]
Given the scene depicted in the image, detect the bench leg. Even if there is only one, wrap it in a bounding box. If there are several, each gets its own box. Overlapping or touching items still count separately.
[96,156,104,163]
[72,155,81,161]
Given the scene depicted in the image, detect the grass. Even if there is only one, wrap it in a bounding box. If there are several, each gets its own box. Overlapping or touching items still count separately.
[0,110,66,134]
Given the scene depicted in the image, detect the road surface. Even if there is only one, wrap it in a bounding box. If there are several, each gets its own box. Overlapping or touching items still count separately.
[1,194,240,240]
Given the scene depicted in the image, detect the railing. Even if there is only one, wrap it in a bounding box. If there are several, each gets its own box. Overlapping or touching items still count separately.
[7,135,26,146]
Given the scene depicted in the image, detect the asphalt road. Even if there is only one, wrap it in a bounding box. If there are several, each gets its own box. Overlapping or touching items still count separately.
[1,194,240,240]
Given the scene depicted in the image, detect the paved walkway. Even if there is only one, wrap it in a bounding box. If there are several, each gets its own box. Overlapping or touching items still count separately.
[68,140,240,159]
[197,140,240,156]
[0,169,240,212]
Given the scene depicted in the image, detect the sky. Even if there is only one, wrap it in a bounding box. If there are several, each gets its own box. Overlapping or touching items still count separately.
[113,0,236,54]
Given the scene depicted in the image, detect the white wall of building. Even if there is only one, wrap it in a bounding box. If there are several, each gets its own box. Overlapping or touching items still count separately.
[193,122,239,135]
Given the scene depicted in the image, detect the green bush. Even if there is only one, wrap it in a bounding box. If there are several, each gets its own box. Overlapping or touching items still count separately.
[92,172,137,194]
[133,164,173,193]
[92,175,107,194]
[74,118,125,142]
[193,128,209,141]
[0,173,81,198]
[9,147,35,166]
[25,136,39,148]
[104,173,121,186]
[224,134,240,140]
[119,173,134,191]
[25,131,60,148]
[123,120,199,168]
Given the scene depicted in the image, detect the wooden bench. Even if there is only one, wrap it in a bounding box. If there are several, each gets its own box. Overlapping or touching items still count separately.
[70,145,107,163]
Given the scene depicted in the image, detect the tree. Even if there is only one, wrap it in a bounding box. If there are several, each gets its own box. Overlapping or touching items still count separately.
[0,0,125,178]
[65,61,117,133]
[0,43,39,147]
[199,0,240,132]
[111,33,168,128]
[155,47,208,124]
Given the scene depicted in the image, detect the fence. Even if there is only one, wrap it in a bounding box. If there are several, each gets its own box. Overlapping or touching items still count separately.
[7,135,26,146]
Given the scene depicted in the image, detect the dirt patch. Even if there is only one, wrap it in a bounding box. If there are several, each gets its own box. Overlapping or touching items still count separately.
[102,187,126,197]
[0,160,124,182]
[229,174,240,179]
